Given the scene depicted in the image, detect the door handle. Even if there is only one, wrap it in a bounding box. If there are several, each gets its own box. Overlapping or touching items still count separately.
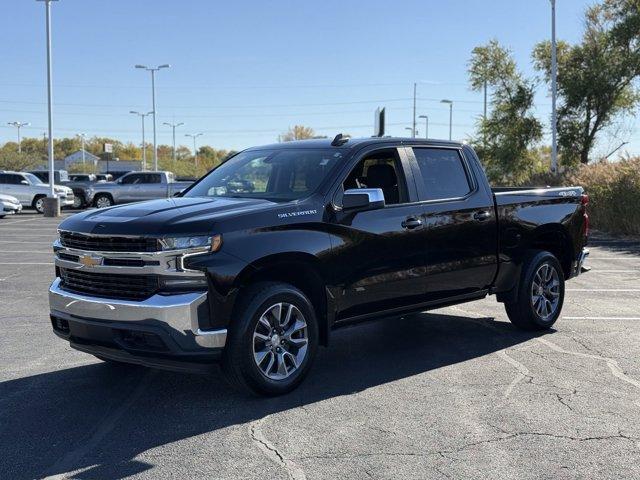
[401,217,423,229]
[473,210,491,221]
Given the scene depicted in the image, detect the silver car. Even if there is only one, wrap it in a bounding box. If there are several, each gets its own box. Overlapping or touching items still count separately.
[0,171,74,213]
[0,193,22,218]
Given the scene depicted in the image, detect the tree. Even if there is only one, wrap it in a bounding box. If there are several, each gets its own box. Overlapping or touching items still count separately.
[281,125,316,141]
[533,0,640,164]
[0,150,41,171]
[469,41,543,183]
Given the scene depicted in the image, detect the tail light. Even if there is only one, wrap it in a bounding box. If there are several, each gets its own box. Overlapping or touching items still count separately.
[581,194,590,238]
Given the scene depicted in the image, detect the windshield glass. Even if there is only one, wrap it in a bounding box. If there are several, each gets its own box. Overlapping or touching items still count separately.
[24,173,43,185]
[184,148,344,201]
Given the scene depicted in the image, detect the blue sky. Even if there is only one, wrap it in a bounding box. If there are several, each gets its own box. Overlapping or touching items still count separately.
[1,0,636,156]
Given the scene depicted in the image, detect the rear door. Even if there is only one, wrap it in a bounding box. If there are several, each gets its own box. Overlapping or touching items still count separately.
[0,174,30,204]
[407,146,497,300]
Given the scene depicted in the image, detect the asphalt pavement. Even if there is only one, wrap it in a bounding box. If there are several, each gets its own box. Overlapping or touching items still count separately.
[1,210,639,480]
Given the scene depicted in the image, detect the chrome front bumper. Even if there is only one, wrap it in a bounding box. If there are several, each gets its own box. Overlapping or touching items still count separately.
[49,278,227,349]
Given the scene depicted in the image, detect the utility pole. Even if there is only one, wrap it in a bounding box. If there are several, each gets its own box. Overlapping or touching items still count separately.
[37,0,59,216]
[130,111,153,170]
[441,99,453,141]
[135,64,170,172]
[185,133,203,167]
[163,121,184,167]
[550,0,558,174]
[412,82,417,138]
[7,122,30,153]
[419,115,429,139]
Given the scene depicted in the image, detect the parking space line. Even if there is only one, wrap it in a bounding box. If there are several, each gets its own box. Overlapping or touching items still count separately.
[564,316,640,320]
[566,288,640,292]
[0,251,52,254]
[0,262,54,265]
[0,241,54,245]
[0,217,54,226]
[589,270,639,273]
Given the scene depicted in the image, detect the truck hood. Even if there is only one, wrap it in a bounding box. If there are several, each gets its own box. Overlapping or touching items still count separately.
[59,196,281,236]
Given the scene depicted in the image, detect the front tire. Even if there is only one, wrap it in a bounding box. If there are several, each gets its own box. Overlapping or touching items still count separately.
[505,250,565,330]
[32,195,45,214]
[73,193,85,209]
[94,193,113,208]
[222,282,319,396]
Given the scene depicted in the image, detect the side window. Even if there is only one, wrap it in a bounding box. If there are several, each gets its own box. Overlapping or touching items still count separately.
[9,174,25,185]
[0,174,8,184]
[143,173,162,184]
[413,148,471,201]
[341,149,407,205]
[120,174,141,185]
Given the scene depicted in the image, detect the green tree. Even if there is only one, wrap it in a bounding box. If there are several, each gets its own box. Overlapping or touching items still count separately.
[469,41,543,183]
[533,0,640,164]
[0,150,41,171]
[281,125,316,141]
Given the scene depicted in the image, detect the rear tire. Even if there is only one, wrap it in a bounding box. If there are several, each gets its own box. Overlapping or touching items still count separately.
[505,250,565,330]
[222,282,319,396]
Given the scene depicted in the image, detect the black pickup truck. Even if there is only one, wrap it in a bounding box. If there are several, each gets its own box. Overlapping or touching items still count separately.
[49,137,589,395]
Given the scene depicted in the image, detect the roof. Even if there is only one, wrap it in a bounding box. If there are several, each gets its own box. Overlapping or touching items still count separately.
[64,149,100,161]
[246,136,464,151]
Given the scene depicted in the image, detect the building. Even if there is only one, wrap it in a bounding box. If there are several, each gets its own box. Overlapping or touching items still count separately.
[63,150,100,168]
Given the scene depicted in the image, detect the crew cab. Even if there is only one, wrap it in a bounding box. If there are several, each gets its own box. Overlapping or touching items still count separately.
[49,137,589,395]
[0,171,74,213]
[81,171,193,208]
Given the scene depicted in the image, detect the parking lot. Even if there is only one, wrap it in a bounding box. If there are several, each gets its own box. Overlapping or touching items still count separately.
[1,211,639,480]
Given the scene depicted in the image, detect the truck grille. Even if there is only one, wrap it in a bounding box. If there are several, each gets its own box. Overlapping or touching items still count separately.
[59,268,159,300]
[59,231,159,252]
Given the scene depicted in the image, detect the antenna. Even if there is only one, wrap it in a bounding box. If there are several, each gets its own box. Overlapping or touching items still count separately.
[331,133,349,146]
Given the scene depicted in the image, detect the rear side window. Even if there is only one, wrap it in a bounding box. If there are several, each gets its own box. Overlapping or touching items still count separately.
[143,173,162,184]
[413,148,471,201]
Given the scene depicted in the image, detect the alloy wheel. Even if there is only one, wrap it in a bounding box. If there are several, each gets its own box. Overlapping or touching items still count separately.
[531,263,560,320]
[252,302,309,380]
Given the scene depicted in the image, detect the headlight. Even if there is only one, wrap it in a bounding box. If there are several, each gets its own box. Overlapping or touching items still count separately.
[159,234,222,252]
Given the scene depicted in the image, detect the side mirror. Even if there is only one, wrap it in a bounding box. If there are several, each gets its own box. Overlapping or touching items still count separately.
[20,180,29,185]
[342,188,385,211]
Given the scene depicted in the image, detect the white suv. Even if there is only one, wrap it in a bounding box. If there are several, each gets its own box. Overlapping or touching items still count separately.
[0,171,74,213]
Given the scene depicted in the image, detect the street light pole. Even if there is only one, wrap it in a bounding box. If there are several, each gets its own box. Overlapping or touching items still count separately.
[7,122,30,153]
[163,121,184,167]
[130,111,153,170]
[135,64,170,172]
[37,0,59,216]
[412,82,417,138]
[550,0,558,174]
[441,100,453,140]
[185,133,203,167]
[419,115,429,139]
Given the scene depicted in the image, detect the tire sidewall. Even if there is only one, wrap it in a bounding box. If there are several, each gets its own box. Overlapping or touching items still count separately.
[95,194,112,208]
[226,283,319,396]
[519,251,565,328]
[33,196,45,214]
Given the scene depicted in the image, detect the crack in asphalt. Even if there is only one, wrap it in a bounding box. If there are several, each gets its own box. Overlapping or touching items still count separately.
[536,337,640,391]
[248,417,306,480]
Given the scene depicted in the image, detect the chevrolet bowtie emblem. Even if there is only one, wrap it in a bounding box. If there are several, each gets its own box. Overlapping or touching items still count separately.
[79,254,102,268]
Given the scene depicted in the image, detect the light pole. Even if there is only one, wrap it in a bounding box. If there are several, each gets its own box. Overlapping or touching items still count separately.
[37,0,59,216]
[76,133,86,165]
[550,0,558,174]
[418,115,429,139]
[441,99,453,140]
[7,122,30,153]
[130,110,153,170]
[135,64,170,172]
[185,133,203,166]
[412,82,417,138]
[164,121,184,167]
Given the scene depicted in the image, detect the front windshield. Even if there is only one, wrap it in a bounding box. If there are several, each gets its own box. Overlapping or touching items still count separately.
[185,148,345,202]
[24,173,43,185]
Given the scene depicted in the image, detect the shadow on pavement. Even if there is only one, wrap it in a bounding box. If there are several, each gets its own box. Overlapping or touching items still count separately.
[0,312,548,480]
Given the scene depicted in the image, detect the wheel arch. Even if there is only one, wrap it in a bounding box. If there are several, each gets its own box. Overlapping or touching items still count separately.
[233,252,331,346]
[527,223,574,279]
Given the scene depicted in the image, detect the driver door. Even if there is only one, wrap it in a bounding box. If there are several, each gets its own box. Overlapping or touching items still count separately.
[328,146,428,321]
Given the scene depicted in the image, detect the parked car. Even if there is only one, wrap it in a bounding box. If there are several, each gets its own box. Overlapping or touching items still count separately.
[68,174,96,183]
[86,171,193,208]
[94,173,113,182]
[106,170,131,181]
[0,193,22,218]
[49,137,589,395]
[0,171,74,213]
[29,169,70,185]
